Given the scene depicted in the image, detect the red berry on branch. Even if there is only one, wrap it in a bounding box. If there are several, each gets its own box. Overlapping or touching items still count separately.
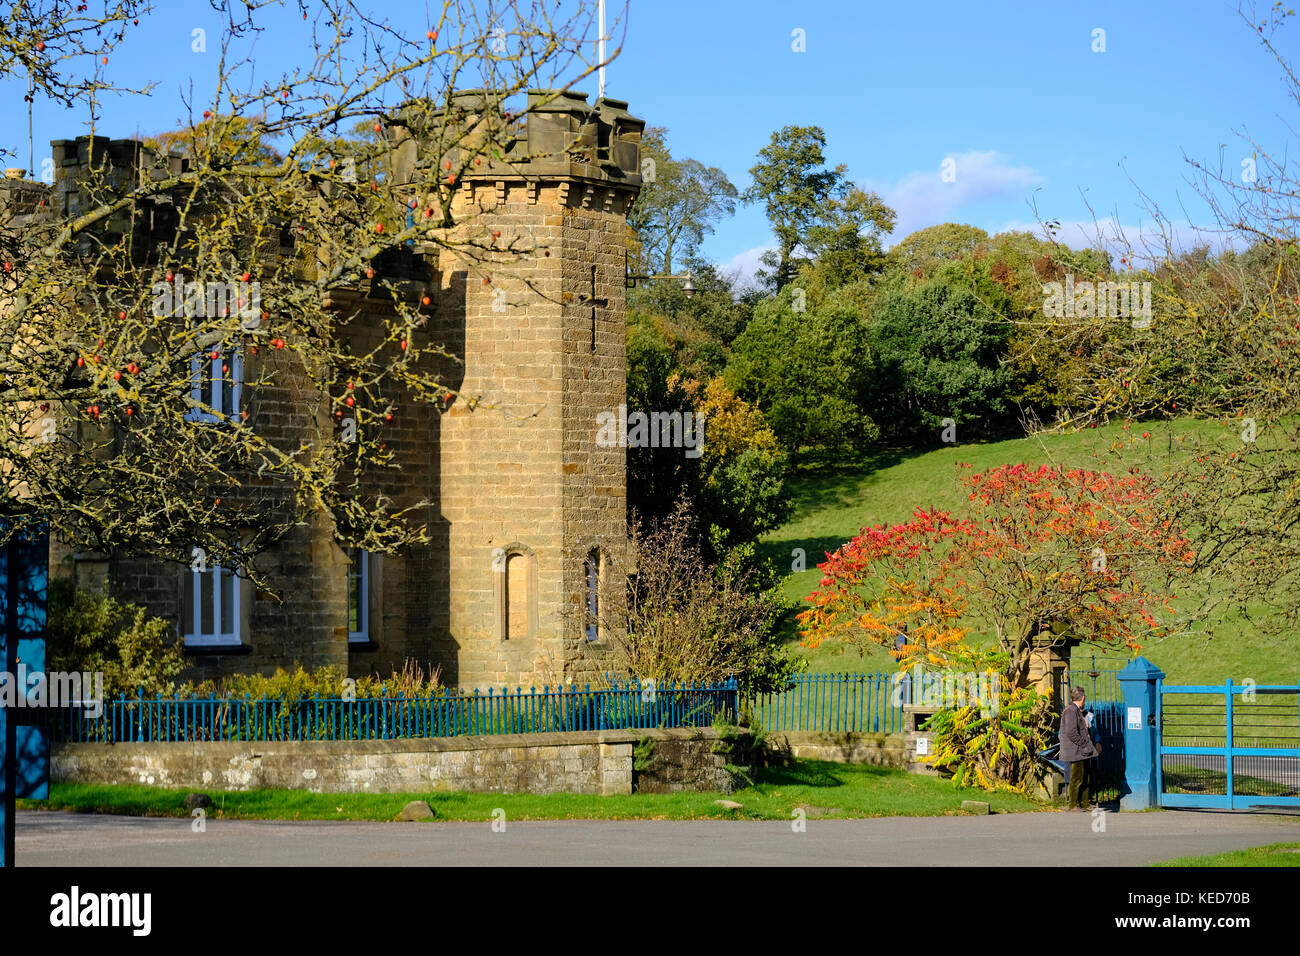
[125,407,133,416]
[113,370,121,381]
[366,267,375,278]
[345,396,354,407]
[427,30,437,40]
[385,413,394,422]
[211,350,219,360]
[77,356,84,367]
[374,123,382,133]
[241,271,250,282]
[37,41,45,51]
[127,362,138,374]
[400,340,408,350]
[375,222,384,233]
[422,296,431,306]
[166,271,174,282]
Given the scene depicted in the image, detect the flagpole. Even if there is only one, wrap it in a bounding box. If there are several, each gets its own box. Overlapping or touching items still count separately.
[598,0,606,99]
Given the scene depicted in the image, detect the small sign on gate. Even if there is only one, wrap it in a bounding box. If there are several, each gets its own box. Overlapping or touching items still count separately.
[1126,706,1142,731]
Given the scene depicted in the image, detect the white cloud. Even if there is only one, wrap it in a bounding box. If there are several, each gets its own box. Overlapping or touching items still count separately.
[997,216,1236,264]
[867,151,1045,246]
[721,243,773,292]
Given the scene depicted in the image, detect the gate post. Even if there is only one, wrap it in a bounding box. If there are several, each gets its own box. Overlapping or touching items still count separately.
[1117,657,1164,811]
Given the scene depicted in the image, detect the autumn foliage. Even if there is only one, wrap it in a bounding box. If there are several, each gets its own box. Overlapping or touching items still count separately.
[798,463,1194,686]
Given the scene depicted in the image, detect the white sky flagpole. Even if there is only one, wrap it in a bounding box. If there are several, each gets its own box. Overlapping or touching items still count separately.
[598,0,606,100]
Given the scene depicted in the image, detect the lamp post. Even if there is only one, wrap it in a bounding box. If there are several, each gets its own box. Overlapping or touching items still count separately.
[625,269,696,298]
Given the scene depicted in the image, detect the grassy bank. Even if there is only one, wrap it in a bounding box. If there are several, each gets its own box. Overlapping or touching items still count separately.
[758,417,1300,683]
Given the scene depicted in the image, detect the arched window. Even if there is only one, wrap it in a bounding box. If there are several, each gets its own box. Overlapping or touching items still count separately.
[506,552,529,640]
[584,548,601,642]
[494,544,537,641]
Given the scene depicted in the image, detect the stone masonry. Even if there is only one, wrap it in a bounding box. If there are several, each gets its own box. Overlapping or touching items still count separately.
[27,90,643,691]
[51,727,753,796]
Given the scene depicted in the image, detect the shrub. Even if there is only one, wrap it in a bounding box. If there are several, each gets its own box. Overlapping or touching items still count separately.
[178,658,443,700]
[596,500,803,695]
[46,578,186,697]
[921,680,1054,795]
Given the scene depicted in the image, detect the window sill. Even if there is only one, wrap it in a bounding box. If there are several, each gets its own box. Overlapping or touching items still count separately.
[348,639,380,652]
[183,642,253,656]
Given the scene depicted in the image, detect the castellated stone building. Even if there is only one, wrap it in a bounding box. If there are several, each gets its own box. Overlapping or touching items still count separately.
[16,89,643,690]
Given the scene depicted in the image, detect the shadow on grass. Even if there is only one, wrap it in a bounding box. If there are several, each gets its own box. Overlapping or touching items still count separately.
[754,759,896,789]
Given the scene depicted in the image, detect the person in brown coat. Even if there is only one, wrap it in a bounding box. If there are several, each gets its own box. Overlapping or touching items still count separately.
[1059,687,1099,810]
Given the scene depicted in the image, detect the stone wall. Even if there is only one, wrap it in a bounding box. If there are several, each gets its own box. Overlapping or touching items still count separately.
[52,727,752,796]
[764,732,910,768]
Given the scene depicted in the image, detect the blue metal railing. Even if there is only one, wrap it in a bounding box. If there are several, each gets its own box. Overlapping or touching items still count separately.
[742,672,948,734]
[47,679,738,744]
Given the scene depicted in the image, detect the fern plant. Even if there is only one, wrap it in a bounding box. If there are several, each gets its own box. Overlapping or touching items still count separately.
[921,681,1053,794]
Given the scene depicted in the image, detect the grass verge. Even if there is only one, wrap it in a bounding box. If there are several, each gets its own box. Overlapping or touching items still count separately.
[18,759,1045,821]
[1153,842,1300,867]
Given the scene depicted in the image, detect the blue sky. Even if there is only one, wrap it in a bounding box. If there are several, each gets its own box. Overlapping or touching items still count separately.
[7,1,1296,285]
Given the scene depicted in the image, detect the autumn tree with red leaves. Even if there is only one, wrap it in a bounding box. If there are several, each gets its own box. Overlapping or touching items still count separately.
[798,464,1195,687]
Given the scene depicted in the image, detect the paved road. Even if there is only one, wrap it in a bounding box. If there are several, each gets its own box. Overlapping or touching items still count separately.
[14,808,1300,865]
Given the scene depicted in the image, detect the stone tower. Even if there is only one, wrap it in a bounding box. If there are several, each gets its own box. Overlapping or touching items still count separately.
[398,90,644,688]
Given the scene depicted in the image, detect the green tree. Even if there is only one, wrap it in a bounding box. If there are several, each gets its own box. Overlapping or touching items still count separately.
[801,187,896,289]
[627,127,737,276]
[885,223,990,281]
[867,277,1015,441]
[742,125,847,291]
[626,318,790,555]
[726,287,878,461]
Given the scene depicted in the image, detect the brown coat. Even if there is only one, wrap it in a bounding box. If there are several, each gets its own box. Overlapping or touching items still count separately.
[1059,701,1097,762]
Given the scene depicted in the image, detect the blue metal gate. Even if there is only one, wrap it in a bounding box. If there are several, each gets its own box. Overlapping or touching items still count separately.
[1158,681,1300,809]
[1063,663,1127,803]
[1,522,50,867]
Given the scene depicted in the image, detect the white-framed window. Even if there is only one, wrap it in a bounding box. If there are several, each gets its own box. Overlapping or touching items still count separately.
[182,560,242,646]
[186,346,242,423]
[348,547,371,643]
